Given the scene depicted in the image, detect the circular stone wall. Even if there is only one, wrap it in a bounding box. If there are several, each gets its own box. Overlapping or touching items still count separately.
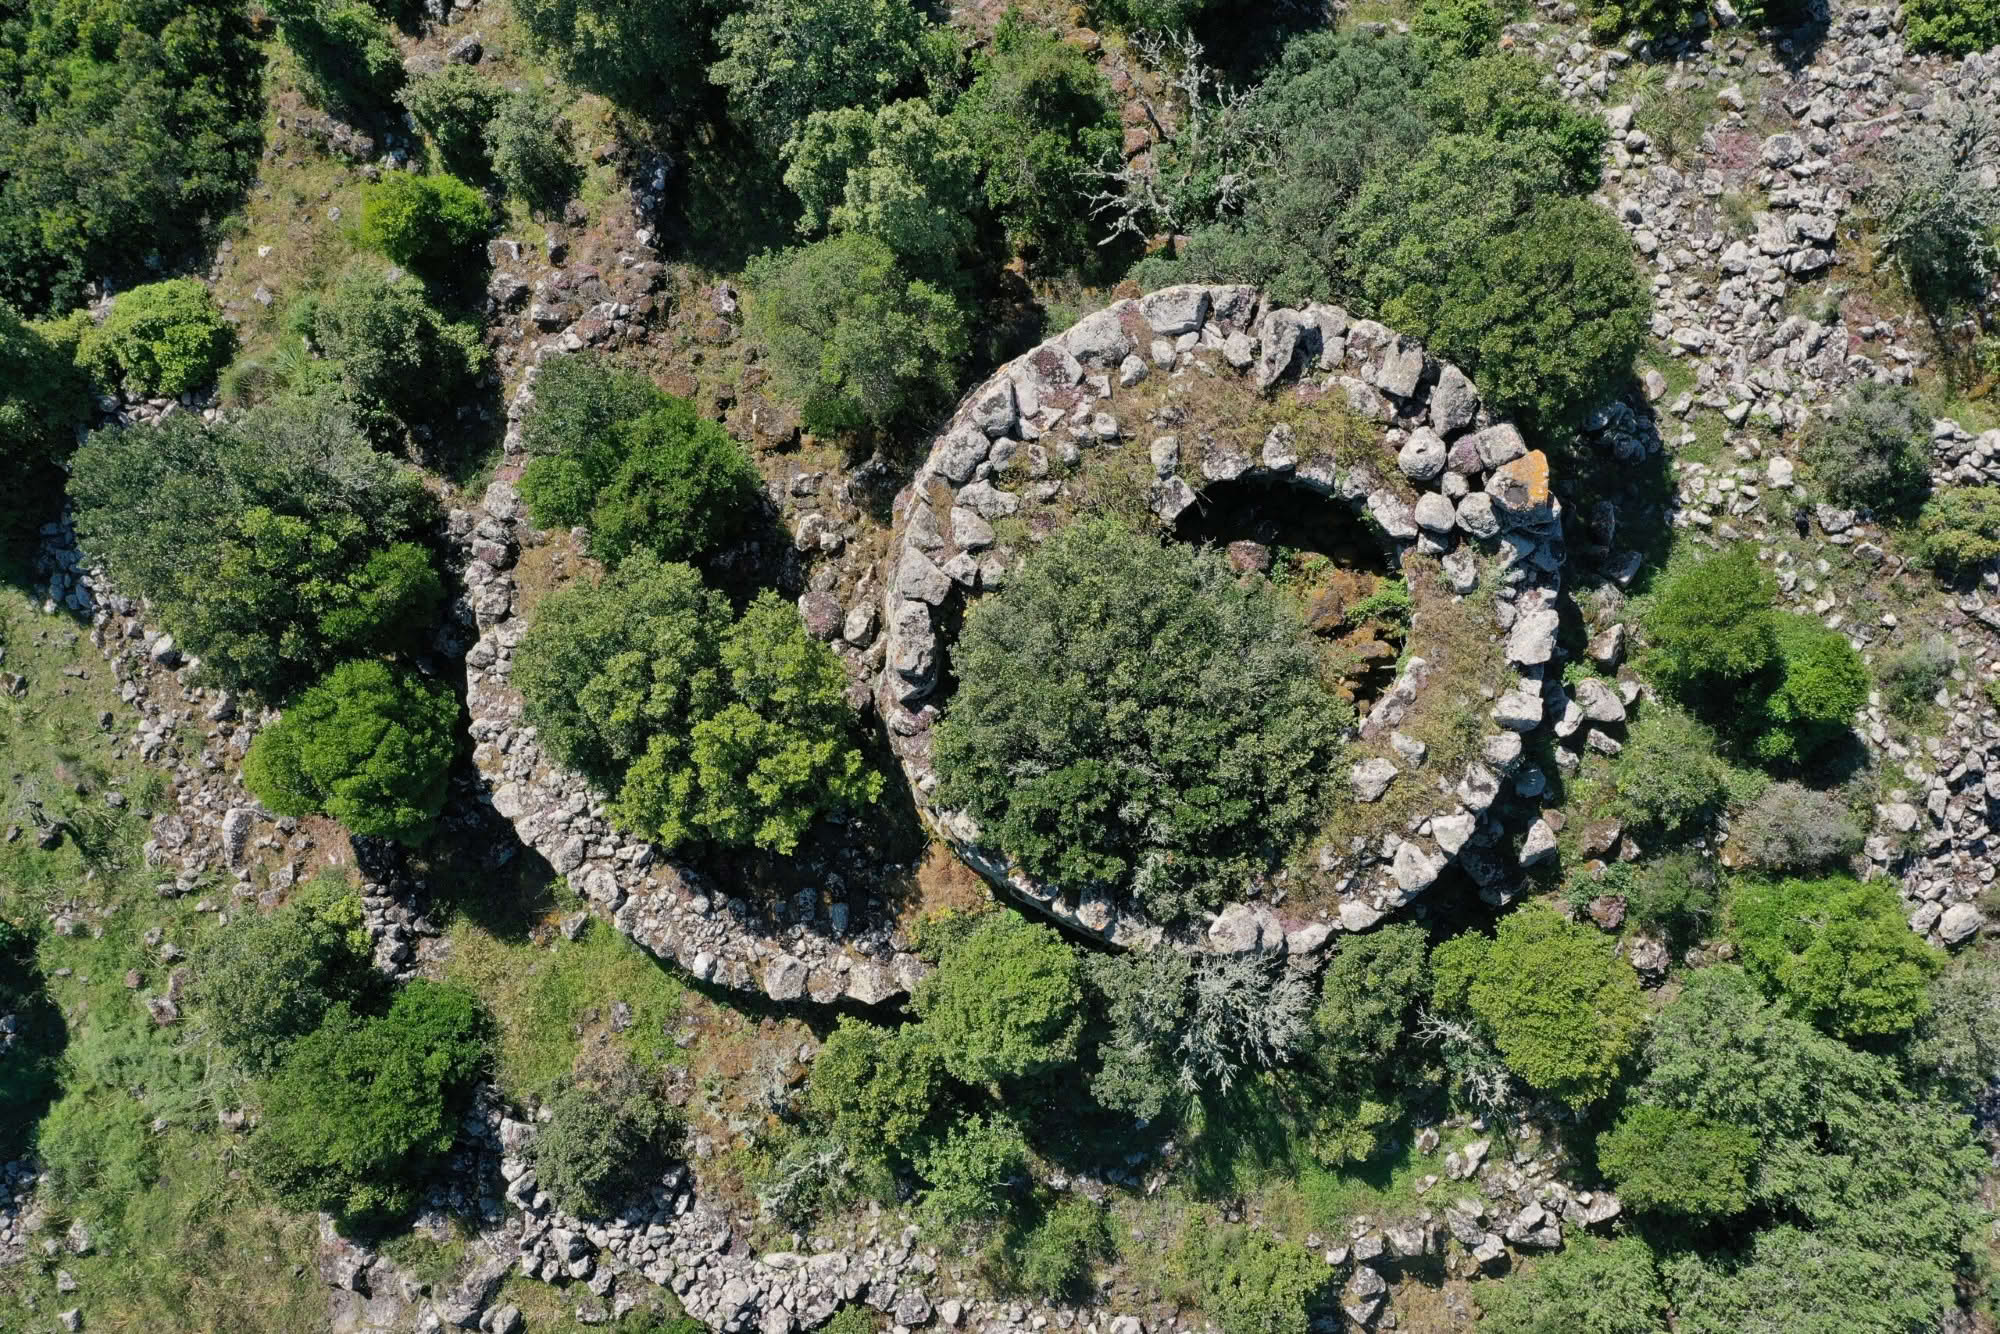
[875,285,1580,960]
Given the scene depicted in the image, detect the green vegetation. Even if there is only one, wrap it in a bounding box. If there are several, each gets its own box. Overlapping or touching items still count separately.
[807,1018,945,1157]
[1880,634,1956,720]
[1875,97,2000,321]
[710,0,942,153]
[1803,381,1932,517]
[1596,1105,1759,1219]
[511,0,702,105]
[0,921,59,1155]
[1902,0,2000,51]
[913,913,1083,1086]
[0,302,91,471]
[1731,781,1861,871]
[535,1076,684,1216]
[1479,1238,1667,1334]
[77,278,235,398]
[1914,485,2000,577]
[933,519,1342,922]
[1728,875,1940,1039]
[784,99,978,275]
[489,89,583,212]
[1615,707,1730,834]
[305,264,490,439]
[242,659,460,843]
[400,67,503,176]
[269,0,403,113]
[1170,1223,1331,1334]
[361,172,496,276]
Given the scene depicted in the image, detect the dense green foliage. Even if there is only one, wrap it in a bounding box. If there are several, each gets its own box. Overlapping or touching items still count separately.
[514,554,881,853]
[1479,1238,1668,1334]
[784,99,977,275]
[745,233,969,428]
[0,302,90,470]
[306,265,488,437]
[518,371,763,566]
[934,519,1341,921]
[1728,875,1939,1039]
[1803,381,1932,517]
[1311,925,1430,1089]
[242,660,459,843]
[950,15,1119,261]
[1430,905,1645,1107]
[1643,546,1777,695]
[269,0,402,112]
[1915,485,2000,577]
[710,0,941,152]
[76,278,234,398]
[512,0,701,105]
[1008,1198,1112,1300]
[1876,97,2000,319]
[1614,707,1729,834]
[192,875,375,1075]
[1731,781,1861,871]
[488,89,581,212]
[1171,1224,1330,1334]
[1907,958,2000,1104]
[361,172,495,276]
[1751,614,1869,766]
[915,1114,1028,1230]
[399,67,502,176]
[1596,1104,1759,1219]
[0,0,262,315]
[1902,0,2000,52]
[252,982,491,1225]
[69,398,442,698]
[535,1078,683,1217]
[1880,634,1956,720]
[807,1018,943,1157]
[913,914,1084,1086]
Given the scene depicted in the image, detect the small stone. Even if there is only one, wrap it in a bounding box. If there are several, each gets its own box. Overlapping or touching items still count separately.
[1351,758,1399,802]
[1939,903,1985,947]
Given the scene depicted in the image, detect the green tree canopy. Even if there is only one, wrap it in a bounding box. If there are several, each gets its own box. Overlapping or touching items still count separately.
[267,0,403,113]
[243,660,459,844]
[306,264,489,438]
[1615,706,1730,834]
[77,278,235,398]
[710,0,940,153]
[0,303,90,472]
[784,99,978,275]
[1642,545,1779,695]
[535,1076,683,1218]
[1430,904,1645,1107]
[1727,875,1939,1039]
[1311,924,1431,1089]
[807,1018,944,1158]
[1803,381,1932,518]
[360,172,495,276]
[398,67,502,176]
[933,519,1343,922]
[1477,1237,1668,1334]
[1596,1104,1759,1219]
[912,913,1084,1087]
[1172,1223,1331,1334]
[511,0,703,106]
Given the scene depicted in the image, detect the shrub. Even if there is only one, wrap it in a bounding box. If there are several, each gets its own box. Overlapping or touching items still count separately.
[1642,545,1779,697]
[1430,904,1646,1107]
[1009,1198,1111,1300]
[1311,924,1430,1089]
[744,234,969,428]
[361,172,495,275]
[488,89,581,212]
[251,981,491,1225]
[1412,0,1502,55]
[950,15,1120,262]
[1596,1104,1758,1219]
[192,873,375,1075]
[1903,0,2000,52]
[1906,959,2000,1105]
[1172,1223,1331,1334]
[1661,1224,1965,1334]
[307,265,488,434]
[270,0,405,112]
[77,279,235,398]
[1751,613,1867,766]
[913,913,1083,1087]
[1731,782,1861,871]
[1420,52,1607,192]
[243,660,458,843]
[69,398,442,698]
[1619,853,1722,936]
[1728,875,1940,1039]
[1875,97,2000,319]
[1914,486,2000,578]
[806,1018,944,1158]
[933,519,1342,922]
[0,304,91,469]
[1616,708,1730,834]
[0,0,262,316]
[1478,1237,1668,1334]
[520,352,664,459]
[710,0,937,152]
[1880,635,1956,720]
[784,99,978,275]
[1803,381,1932,517]
[399,67,502,175]
[520,393,765,567]
[536,1078,682,1217]
[915,1114,1028,1231]
[514,555,881,853]
[512,0,703,105]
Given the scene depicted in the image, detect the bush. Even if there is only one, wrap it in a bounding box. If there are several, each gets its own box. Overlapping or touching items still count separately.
[399,67,502,176]
[192,873,375,1074]
[1009,1198,1111,1301]
[950,15,1120,262]
[1751,613,1867,767]
[1618,853,1722,936]
[1914,486,2000,578]
[77,279,235,398]
[783,99,978,275]
[806,1018,943,1158]
[1661,1224,1965,1334]
[1642,545,1778,697]
[1430,904,1646,1107]
[744,234,969,429]
[1412,0,1502,55]
[1875,97,2000,319]
[361,172,495,275]
[512,0,702,105]
[1880,635,1956,721]
[1172,1223,1331,1334]
[1419,52,1607,192]
[1311,924,1430,1089]
[933,519,1342,922]
[514,554,882,853]
[913,913,1083,1087]
[1903,0,2000,52]
[519,352,664,460]
[519,393,764,567]
[1803,381,1932,518]
[69,397,442,698]
[270,0,404,112]
[0,0,262,316]
[1731,782,1861,871]
[1906,959,2000,1105]
[488,90,581,212]
[243,660,458,843]
[1616,708,1730,834]
[251,981,491,1225]
[1728,875,1940,1039]
[536,1078,682,1217]
[0,304,91,470]
[307,265,488,434]
[915,1114,1028,1231]
[1478,1237,1667,1334]
[1596,1104,1759,1219]
[710,0,938,152]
